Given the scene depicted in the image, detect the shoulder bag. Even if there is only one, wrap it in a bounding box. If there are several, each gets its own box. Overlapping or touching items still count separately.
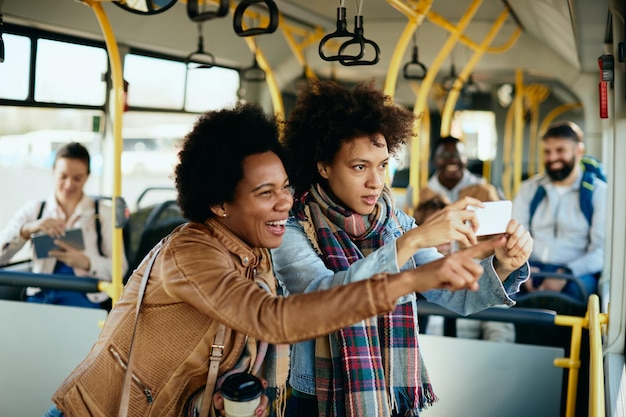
[117,244,226,417]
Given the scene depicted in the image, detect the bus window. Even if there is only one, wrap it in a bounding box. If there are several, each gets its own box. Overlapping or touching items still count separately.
[35,39,107,105]
[0,34,30,100]
[185,66,239,112]
[124,54,186,109]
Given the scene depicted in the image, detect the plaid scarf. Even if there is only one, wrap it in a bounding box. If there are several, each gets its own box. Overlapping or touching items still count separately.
[293,184,436,417]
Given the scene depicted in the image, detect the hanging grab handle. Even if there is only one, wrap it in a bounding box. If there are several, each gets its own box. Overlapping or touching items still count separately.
[233,0,279,37]
[338,15,380,66]
[187,0,229,22]
[318,7,364,62]
[403,45,427,80]
[184,23,215,69]
[240,55,266,82]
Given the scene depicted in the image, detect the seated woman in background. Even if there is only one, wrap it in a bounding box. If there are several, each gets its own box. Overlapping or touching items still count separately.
[44,103,497,417]
[0,142,127,309]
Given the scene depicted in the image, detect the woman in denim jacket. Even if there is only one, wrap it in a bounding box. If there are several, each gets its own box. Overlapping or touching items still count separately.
[271,81,533,417]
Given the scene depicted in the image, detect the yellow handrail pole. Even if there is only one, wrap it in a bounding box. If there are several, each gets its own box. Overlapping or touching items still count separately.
[525,85,550,176]
[502,92,516,198]
[538,102,583,176]
[587,294,608,417]
[409,108,430,209]
[242,36,284,119]
[426,10,521,54]
[420,108,431,190]
[413,0,482,128]
[83,0,124,305]
[513,69,524,197]
[406,80,429,207]
[440,7,512,136]
[281,26,324,80]
[383,0,433,98]
[552,295,609,417]
[410,0,482,207]
[554,313,584,417]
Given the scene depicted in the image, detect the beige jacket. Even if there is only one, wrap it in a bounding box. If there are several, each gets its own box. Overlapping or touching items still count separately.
[52,219,399,417]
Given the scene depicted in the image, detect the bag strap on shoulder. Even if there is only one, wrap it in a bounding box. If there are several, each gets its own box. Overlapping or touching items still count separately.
[118,244,226,417]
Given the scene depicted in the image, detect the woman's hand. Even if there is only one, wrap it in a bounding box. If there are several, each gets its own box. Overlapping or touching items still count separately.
[407,238,506,293]
[396,197,483,266]
[48,239,91,270]
[492,219,533,280]
[213,378,269,417]
[20,217,65,240]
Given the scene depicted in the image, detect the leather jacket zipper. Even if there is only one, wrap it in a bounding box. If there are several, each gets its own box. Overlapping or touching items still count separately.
[110,347,154,404]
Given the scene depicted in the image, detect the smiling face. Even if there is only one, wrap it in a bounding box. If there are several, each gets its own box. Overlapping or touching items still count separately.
[543,136,584,183]
[53,157,89,205]
[216,151,293,249]
[317,134,389,215]
[434,141,467,188]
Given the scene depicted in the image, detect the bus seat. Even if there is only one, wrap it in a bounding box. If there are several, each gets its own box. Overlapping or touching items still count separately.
[124,200,186,282]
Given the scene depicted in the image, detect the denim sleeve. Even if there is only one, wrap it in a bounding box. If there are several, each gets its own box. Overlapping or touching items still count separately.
[422,256,530,315]
[271,219,401,294]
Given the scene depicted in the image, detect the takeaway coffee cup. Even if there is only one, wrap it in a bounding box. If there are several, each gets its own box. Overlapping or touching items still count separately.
[220,373,264,417]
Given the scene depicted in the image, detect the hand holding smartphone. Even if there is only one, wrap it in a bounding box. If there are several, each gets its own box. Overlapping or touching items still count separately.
[467,200,512,236]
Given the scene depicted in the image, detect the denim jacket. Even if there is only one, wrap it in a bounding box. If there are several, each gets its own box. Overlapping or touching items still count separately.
[271,208,529,395]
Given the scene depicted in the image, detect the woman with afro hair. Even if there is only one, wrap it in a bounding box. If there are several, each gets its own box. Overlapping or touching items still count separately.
[45,103,497,417]
[271,81,533,417]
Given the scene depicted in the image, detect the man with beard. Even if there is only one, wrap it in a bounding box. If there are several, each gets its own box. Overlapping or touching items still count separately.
[512,121,606,300]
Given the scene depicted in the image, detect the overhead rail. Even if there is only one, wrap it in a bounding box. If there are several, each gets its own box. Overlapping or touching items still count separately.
[280,24,324,81]
[440,5,520,136]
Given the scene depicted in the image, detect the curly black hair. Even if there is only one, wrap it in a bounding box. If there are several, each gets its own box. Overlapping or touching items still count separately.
[175,103,284,223]
[281,80,416,195]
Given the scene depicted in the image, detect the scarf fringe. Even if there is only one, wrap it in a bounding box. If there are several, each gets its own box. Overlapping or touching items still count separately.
[266,385,287,417]
[391,383,438,416]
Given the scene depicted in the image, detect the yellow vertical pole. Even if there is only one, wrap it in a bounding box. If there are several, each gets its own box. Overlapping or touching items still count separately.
[83,0,124,305]
[440,7,517,136]
[513,69,524,197]
[502,101,515,199]
[384,0,433,98]
[243,37,284,119]
[409,0,483,209]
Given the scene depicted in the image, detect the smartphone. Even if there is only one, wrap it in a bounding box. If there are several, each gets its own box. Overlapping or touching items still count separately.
[32,228,85,258]
[467,200,512,236]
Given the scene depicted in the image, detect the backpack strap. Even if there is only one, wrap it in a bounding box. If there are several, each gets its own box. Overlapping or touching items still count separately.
[579,170,595,226]
[529,171,596,228]
[528,184,546,229]
[93,199,105,257]
[40,199,105,256]
[37,201,46,220]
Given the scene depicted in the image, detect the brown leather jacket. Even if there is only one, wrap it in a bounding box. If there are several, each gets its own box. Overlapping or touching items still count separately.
[52,219,399,417]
